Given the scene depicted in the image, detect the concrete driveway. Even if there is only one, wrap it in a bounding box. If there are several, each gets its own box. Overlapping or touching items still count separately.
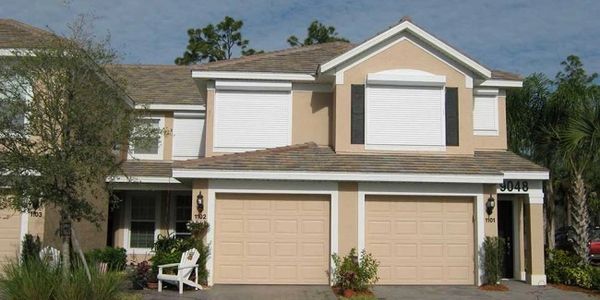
[139,281,595,300]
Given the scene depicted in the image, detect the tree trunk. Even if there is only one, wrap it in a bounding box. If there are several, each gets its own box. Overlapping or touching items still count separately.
[60,213,71,275]
[571,173,590,262]
[71,227,91,281]
[545,180,556,249]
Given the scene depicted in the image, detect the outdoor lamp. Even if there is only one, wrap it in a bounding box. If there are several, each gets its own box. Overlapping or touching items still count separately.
[486,195,496,215]
[196,192,204,213]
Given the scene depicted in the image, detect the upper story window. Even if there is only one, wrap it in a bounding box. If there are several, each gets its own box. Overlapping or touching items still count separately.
[362,69,448,151]
[473,88,499,136]
[213,80,292,153]
[130,117,164,160]
[0,77,31,134]
[173,112,205,160]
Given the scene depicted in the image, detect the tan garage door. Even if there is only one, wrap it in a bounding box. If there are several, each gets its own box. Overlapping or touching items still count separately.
[366,196,474,285]
[214,193,330,284]
[0,209,22,266]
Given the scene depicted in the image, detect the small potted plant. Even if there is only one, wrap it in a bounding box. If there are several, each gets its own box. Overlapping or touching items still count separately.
[146,271,159,289]
[187,220,210,239]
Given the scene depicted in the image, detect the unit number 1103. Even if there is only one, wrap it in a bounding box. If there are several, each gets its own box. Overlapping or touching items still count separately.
[499,180,528,192]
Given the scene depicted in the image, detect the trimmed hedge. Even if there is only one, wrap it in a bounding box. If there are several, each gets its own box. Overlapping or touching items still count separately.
[546,249,600,290]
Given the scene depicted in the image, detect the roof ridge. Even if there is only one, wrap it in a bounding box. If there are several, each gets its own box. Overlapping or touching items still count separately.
[192,41,354,71]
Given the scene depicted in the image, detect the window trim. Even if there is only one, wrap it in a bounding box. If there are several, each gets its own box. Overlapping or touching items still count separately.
[123,192,160,254]
[129,116,165,160]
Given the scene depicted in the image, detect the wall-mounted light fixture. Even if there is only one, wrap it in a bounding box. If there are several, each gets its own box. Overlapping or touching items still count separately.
[196,192,204,213]
[486,194,496,215]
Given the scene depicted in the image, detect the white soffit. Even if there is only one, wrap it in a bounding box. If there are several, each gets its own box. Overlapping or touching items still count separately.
[215,80,292,91]
[477,79,523,88]
[366,69,446,86]
[320,21,492,78]
[135,104,206,111]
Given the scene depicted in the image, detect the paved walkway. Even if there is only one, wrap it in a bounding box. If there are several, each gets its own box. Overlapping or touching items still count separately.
[138,281,595,300]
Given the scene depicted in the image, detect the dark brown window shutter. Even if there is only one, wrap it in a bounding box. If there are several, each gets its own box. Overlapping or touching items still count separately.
[445,87,459,146]
[351,85,365,144]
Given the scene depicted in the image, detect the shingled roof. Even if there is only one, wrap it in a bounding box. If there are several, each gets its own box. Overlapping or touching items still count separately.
[174,143,546,175]
[193,42,355,74]
[120,160,173,177]
[117,64,203,105]
[0,19,56,49]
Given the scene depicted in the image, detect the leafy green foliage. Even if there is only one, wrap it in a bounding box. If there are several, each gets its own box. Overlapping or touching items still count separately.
[20,234,41,264]
[482,236,505,285]
[175,16,262,65]
[545,249,599,289]
[0,259,124,300]
[287,20,349,47]
[150,234,210,284]
[85,247,127,271]
[331,248,379,292]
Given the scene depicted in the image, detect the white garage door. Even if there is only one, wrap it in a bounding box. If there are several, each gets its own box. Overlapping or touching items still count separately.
[0,209,22,266]
[214,193,330,284]
[366,195,474,285]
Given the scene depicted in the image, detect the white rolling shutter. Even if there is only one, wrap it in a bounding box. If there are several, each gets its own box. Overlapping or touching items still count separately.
[473,95,498,136]
[173,112,205,160]
[365,85,445,151]
[214,90,291,152]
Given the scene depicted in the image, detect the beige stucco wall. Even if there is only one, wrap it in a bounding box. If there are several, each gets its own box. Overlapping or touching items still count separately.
[163,112,174,160]
[192,179,208,221]
[525,203,545,280]
[472,94,508,150]
[338,182,358,255]
[292,91,333,146]
[483,184,498,237]
[333,36,507,155]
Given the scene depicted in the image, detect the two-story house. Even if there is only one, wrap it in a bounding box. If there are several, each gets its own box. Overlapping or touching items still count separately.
[0,17,548,287]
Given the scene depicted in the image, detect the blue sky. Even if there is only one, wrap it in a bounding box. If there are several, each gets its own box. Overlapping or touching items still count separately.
[2,0,599,78]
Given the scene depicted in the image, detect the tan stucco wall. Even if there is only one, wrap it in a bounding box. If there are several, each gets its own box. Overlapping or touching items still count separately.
[292,91,332,146]
[525,203,545,279]
[192,179,208,221]
[338,182,358,255]
[204,87,216,157]
[483,184,498,237]
[163,112,174,160]
[333,36,506,155]
[472,94,507,150]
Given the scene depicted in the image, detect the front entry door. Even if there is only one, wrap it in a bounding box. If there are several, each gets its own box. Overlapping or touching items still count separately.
[498,200,514,278]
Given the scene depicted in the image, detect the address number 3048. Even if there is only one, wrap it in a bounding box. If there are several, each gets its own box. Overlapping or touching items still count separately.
[499,180,528,192]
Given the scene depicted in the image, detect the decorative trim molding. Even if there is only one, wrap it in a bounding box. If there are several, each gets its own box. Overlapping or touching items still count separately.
[192,71,315,81]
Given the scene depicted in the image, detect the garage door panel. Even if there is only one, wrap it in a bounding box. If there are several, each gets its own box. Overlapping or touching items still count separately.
[366,196,474,285]
[215,193,330,284]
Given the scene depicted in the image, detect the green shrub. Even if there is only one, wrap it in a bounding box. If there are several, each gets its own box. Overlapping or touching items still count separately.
[150,234,210,284]
[20,234,41,263]
[546,249,600,290]
[0,259,125,300]
[546,249,583,283]
[331,248,379,292]
[482,236,505,285]
[85,247,127,271]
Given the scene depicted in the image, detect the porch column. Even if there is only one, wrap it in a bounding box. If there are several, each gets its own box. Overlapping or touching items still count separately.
[524,182,546,286]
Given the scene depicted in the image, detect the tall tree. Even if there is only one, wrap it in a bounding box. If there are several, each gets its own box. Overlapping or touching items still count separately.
[0,18,156,272]
[175,16,262,65]
[287,20,349,47]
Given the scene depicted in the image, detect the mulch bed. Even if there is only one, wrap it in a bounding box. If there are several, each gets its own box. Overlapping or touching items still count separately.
[551,284,600,297]
[479,284,510,291]
[331,286,376,298]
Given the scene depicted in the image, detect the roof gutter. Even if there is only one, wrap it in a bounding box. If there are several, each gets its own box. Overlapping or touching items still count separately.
[172,169,505,184]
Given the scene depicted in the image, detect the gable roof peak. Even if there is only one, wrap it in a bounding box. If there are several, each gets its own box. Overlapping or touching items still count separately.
[400,15,413,23]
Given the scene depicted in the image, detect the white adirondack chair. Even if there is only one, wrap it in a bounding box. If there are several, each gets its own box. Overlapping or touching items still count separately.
[39,246,60,269]
[157,248,202,294]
